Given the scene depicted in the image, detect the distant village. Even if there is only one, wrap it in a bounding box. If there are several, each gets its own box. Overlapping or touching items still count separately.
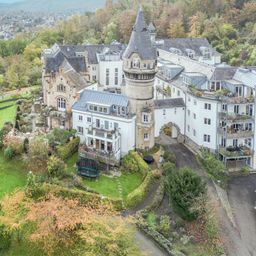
[0,11,78,40]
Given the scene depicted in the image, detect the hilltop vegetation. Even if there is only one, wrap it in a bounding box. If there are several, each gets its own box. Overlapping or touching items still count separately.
[1,0,256,92]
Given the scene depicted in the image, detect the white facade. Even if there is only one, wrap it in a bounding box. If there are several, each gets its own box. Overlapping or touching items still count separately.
[73,110,136,159]
[154,105,185,138]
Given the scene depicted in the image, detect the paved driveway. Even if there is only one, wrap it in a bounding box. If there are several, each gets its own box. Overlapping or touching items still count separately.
[227,175,256,256]
[164,143,256,256]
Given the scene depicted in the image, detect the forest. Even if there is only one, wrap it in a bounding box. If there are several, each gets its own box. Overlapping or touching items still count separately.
[1,0,256,91]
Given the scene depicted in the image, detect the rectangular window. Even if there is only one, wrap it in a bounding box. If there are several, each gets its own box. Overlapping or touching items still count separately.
[115,68,118,85]
[163,109,166,116]
[204,118,211,125]
[144,133,149,141]
[92,75,96,81]
[194,99,197,105]
[187,125,190,132]
[114,122,119,130]
[77,126,84,135]
[193,113,196,119]
[222,104,227,111]
[105,121,109,130]
[188,110,191,116]
[193,129,196,136]
[234,105,239,114]
[78,115,83,121]
[177,90,180,96]
[143,114,150,123]
[96,119,100,128]
[204,103,211,110]
[106,68,110,86]
[204,134,210,143]
[87,117,92,123]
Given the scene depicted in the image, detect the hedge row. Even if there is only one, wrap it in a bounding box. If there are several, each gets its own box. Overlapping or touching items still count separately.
[42,183,123,211]
[0,98,18,104]
[56,137,80,160]
[126,171,154,208]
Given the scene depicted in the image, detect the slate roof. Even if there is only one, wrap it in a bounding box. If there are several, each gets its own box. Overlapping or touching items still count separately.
[210,67,237,81]
[154,98,185,109]
[60,59,87,89]
[233,68,256,88]
[73,90,129,112]
[158,38,221,57]
[123,7,157,60]
[44,44,125,74]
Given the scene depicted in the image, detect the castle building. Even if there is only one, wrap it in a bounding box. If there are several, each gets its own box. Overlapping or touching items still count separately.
[42,6,256,171]
[122,7,157,150]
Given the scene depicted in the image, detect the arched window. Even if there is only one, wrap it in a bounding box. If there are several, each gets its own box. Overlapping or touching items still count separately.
[57,98,66,111]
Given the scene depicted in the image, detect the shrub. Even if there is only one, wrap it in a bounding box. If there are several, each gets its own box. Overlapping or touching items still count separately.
[146,212,157,229]
[25,171,44,199]
[158,215,171,237]
[152,169,162,179]
[163,161,176,175]
[163,150,176,163]
[121,151,149,177]
[56,137,80,160]
[27,137,49,173]
[0,224,12,251]
[126,172,154,208]
[47,128,77,147]
[199,148,228,186]
[47,155,66,178]
[166,168,207,221]
[4,146,13,159]
[3,135,24,156]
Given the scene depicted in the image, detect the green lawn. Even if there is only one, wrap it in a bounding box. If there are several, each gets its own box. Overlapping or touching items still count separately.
[0,99,17,129]
[0,151,27,199]
[66,153,143,200]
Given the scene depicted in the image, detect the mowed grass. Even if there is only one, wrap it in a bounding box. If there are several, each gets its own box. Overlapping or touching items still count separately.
[66,153,143,200]
[0,99,17,129]
[0,151,27,199]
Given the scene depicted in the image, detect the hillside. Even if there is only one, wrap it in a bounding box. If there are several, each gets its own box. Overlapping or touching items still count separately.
[0,0,106,13]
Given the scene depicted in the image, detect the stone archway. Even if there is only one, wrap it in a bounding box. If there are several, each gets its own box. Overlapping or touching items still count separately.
[157,122,184,145]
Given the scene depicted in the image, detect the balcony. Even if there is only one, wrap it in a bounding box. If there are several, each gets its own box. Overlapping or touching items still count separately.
[87,127,120,140]
[219,112,254,122]
[218,128,254,139]
[79,145,120,166]
[219,146,253,158]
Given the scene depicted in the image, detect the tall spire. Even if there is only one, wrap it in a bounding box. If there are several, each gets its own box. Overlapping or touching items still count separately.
[123,6,157,60]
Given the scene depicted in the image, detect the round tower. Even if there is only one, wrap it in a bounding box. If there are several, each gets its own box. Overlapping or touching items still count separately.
[123,7,157,150]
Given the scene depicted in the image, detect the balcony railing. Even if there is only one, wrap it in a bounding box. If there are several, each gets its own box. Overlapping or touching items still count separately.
[219,146,253,158]
[219,112,254,122]
[218,128,254,139]
[79,146,120,166]
[87,127,120,140]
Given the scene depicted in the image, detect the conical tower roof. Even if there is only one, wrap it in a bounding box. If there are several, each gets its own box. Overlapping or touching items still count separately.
[123,6,157,60]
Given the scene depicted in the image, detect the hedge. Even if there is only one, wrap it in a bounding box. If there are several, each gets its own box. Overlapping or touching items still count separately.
[126,171,154,208]
[56,137,80,160]
[0,105,13,111]
[42,183,123,211]
[121,151,150,177]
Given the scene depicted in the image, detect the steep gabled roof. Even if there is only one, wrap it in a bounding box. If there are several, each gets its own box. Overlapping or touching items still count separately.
[123,7,157,60]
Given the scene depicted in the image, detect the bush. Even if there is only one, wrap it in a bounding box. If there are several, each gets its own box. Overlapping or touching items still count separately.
[158,215,171,237]
[152,169,162,179]
[47,128,76,147]
[121,151,149,177]
[0,224,12,251]
[163,150,176,163]
[166,168,207,221]
[56,137,80,160]
[163,161,176,175]
[47,155,66,178]
[25,171,44,199]
[199,148,228,186]
[4,146,13,159]
[146,212,157,229]
[126,172,154,208]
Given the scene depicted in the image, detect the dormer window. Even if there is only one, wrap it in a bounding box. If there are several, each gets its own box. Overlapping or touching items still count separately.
[185,49,195,59]
[169,48,182,55]
[200,47,211,59]
[133,58,140,68]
